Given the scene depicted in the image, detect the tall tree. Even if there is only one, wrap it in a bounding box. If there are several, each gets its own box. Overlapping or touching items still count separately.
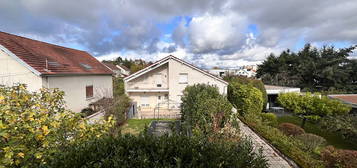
[257,44,357,93]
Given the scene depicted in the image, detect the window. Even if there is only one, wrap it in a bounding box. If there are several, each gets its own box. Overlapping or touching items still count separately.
[164,94,168,100]
[141,96,150,107]
[158,96,161,100]
[86,85,93,98]
[179,73,188,84]
[155,74,162,87]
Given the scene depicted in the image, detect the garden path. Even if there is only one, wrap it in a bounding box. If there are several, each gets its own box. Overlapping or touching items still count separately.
[239,120,296,168]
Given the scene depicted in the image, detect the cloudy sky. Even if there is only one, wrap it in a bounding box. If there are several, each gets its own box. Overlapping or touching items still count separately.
[1,0,356,68]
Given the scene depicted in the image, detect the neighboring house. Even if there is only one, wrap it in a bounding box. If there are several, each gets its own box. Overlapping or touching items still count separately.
[264,85,300,110]
[0,31,113,112]
[243,65,258,72]
[235,69,256,78]
[103,62,130,77]
[117,64,131,76]
[124,55,228,119]
[103,62,122,77]
[208,69,229,77]
[328,94,357,114]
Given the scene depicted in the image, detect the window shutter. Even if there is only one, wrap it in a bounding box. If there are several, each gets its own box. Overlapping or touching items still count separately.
[86,85,93,98]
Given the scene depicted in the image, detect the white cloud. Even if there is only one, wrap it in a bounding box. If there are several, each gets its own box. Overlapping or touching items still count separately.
[97,34,282,68]
[188,12,247,54]
[2,0,357,68]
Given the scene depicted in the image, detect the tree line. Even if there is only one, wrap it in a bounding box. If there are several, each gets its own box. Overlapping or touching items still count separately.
[256,44,357,93]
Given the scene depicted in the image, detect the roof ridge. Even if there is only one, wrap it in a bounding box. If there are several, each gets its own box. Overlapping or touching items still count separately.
[0,31,112,75]
[124,55,228,84]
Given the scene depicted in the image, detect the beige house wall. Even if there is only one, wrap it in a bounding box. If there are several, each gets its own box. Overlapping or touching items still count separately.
[0,49,43,91]
[168,59,227,103]
[126,63,168,90]
[45,75,113,112]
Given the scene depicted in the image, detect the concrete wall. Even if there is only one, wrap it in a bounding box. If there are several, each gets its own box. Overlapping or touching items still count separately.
[0,49,43,91]
[168,59,227,103]
[45,75,113,112]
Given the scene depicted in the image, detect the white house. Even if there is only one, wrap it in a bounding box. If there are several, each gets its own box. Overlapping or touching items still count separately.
[0,31,113,112]
[208,69,229,77]
[124,55,228,119]
[235,69,256,78]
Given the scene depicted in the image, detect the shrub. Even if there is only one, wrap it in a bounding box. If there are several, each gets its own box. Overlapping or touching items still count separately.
[320,114,357,147]
[104,94,131,127]
[224,75,268,109]
[260,113,278,126]
[277,92,351,128]
[0,84,115,167]
[278,123,305,136]
[181,84,237,137]
[296,133,326,152]
[228,82,264,117]
[45,134,268,168]
[321,146,357,168]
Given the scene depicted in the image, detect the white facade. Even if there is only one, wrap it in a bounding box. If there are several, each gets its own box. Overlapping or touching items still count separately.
[44,75,113,112]
[124,56,228,118]
[0,48,113,112]
[235,69,256,78]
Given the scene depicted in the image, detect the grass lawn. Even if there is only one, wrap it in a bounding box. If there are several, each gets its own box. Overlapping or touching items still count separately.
[121,118,175,135]
[277,115,357,150]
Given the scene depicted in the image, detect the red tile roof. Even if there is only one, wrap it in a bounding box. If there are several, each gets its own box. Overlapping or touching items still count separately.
[0,31,112,75]
[103,62,120,71]
[329,94,357,105]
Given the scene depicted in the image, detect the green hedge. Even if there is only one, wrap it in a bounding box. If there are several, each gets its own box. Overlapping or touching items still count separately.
[228,83,263,117]
[181,84,234,136]
[224,75,268,109]
[44,134,268,168]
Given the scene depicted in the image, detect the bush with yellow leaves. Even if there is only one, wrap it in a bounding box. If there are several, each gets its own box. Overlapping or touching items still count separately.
[0,84,115,168]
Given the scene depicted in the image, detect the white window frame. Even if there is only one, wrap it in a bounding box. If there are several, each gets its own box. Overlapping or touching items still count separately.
[179,73,188,84]
[140,96,150,107]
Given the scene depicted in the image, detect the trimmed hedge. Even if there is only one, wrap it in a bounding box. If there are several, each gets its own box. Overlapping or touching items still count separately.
[228,83,263,117]
[45,134,268,168]
[224,75,268,109]
[278,123,305,136]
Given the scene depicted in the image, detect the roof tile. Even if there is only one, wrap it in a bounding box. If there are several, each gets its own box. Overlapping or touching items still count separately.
[0,31,112,75]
